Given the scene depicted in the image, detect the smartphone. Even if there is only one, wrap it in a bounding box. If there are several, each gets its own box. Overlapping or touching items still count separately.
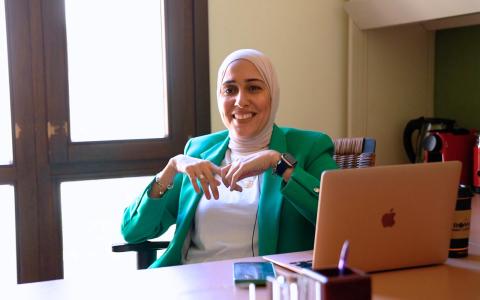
[233,262,277,286]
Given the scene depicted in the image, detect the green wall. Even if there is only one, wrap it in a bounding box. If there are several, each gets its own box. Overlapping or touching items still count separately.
[435,25,480,130]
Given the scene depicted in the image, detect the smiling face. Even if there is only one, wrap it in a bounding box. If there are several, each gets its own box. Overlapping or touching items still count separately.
[219,59,271,139]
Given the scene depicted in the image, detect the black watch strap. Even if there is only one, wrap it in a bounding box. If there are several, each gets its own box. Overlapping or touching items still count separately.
[274,153,297,177]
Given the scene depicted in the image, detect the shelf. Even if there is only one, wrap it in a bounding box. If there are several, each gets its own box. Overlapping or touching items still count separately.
[344,0,480,30]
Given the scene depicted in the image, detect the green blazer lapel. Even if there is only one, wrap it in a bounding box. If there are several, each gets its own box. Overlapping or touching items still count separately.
[258,125,286,255]
[199,137,230,166]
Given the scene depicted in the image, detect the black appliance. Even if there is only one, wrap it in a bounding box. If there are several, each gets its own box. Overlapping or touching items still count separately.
[403,117,455,163]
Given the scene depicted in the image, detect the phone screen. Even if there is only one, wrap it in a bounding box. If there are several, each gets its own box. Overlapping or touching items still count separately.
[233,262,277,286]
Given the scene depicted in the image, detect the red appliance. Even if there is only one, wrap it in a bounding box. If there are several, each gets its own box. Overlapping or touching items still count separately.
[403,117,455,163]
[474,133,480,193]
[423,129,476,186]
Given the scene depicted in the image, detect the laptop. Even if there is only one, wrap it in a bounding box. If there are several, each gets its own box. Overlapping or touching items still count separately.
[264,161,461,273]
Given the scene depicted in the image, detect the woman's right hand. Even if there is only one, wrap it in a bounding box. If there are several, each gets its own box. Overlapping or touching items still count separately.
[170,154,222,200]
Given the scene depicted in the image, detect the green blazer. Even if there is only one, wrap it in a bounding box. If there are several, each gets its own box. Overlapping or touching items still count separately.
[121,125,338,268]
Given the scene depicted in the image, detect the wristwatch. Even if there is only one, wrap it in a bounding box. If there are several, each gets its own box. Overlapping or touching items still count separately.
[274,153,297,177]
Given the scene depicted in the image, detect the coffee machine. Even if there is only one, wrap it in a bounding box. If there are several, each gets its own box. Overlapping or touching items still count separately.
[423,129,477,186]
[403,117,456,163]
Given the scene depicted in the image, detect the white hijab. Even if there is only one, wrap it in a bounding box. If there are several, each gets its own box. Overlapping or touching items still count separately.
[217,49,280,153]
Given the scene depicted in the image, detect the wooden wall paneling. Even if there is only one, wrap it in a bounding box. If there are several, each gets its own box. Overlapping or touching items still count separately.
[40,0,69,163]
[193,0,211,136]
[163,0,195,145]
[6,0,42,283]
[30,0,64,282]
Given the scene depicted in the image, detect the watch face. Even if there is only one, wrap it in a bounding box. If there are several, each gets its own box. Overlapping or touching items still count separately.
[275,153,297,177]
[282,153,297,167]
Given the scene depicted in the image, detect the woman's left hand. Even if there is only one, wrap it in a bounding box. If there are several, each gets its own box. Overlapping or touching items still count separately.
[221,150,281,192]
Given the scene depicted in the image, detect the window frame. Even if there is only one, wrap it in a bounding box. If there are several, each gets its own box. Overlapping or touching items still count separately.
[2,0,209,283]
[43,0,209,166]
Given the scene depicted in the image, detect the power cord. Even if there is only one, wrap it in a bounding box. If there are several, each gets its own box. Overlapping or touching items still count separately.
[251,206,259,256]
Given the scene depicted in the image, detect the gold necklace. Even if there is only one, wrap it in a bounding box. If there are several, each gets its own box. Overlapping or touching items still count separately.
[225,150,257,189]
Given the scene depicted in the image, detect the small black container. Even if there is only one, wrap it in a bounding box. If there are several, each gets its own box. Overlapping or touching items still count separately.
[297,267,371,300]
[449,185,473,258]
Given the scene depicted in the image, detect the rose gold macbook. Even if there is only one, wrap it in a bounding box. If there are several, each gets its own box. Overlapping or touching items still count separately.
[264,161,461,273]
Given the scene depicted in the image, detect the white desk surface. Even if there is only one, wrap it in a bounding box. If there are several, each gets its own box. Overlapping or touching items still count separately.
[4,252,480,300]
[5,195,480,299]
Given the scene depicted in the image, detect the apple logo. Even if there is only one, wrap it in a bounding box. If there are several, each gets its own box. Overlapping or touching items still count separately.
[381,208,396,227]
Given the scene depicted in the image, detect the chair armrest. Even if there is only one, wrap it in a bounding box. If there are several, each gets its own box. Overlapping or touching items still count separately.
[112,241,170,253]
[112,241,170,269]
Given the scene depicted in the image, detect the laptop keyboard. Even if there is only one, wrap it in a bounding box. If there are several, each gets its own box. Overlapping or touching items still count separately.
[291,260,313,270]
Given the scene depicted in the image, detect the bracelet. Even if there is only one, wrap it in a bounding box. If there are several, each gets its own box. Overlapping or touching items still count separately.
[155,176,174,196]
[271,162,278,175]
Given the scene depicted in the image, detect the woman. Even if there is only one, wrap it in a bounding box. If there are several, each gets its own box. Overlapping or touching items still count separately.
[121,49,338,268]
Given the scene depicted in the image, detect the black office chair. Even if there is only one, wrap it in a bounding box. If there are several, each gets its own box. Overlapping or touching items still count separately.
[112,240,170,270]
[113,137,377,269]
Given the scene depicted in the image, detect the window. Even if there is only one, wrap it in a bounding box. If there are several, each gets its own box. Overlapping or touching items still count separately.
[3,0,209,283]
[42,0,209,165]
[65,0,168,142]
[0,0,16,284]
[0,0,12,166]
[61,177,176,277]
[61,177,149,277]
[0,185,16,285]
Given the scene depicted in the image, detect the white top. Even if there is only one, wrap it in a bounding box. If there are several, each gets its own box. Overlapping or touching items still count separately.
[184,149,262,264]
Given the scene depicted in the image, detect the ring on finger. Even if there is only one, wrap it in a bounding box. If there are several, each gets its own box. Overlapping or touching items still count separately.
[199,174,206,180]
